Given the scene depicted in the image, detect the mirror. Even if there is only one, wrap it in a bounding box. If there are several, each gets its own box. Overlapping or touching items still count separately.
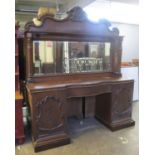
[33,41,111,75]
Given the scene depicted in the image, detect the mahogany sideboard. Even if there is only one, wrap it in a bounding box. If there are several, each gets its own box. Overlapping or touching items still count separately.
[24,7,135,152]
[26,76,135,152]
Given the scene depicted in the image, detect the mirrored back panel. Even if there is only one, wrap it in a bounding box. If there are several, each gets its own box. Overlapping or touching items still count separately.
[33,41,111,75]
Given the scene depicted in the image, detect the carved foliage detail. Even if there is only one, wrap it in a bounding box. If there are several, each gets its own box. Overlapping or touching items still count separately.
[112,83,133,118]
[36,96,64,132]
[112,27,119,35]
[67,6,88,22]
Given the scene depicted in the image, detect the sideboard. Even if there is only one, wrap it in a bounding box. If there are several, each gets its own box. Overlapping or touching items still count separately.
[24,6,135,152]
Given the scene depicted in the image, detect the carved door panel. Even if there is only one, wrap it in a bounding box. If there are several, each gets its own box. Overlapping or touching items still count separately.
[33,93,67,138]
[111,81,134,123]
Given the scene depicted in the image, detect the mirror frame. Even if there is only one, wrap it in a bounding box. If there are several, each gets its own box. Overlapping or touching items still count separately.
[24,7,123,83]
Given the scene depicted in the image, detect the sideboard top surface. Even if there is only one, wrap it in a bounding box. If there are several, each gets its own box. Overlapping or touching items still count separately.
[26,76,134,93]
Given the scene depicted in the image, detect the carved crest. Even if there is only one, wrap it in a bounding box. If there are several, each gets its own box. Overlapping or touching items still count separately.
[24,6,120,37]
[67,6,88,22]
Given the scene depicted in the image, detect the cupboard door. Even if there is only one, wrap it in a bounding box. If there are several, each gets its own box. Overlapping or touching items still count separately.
[111,81,134,123]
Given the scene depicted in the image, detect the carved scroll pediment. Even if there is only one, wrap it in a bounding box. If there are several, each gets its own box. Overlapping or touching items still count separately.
[24,6,120,37]
[25,6,89,30]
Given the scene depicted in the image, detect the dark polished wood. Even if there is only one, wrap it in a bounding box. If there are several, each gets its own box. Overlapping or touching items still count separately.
[85,96,95,118]
[26,77,135,151]
[24,6,135,152]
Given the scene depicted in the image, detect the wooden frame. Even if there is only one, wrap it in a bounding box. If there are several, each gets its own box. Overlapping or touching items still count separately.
[24,6,123,83]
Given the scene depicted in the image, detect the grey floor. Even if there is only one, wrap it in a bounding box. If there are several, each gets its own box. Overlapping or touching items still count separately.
[16,102,139,155]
